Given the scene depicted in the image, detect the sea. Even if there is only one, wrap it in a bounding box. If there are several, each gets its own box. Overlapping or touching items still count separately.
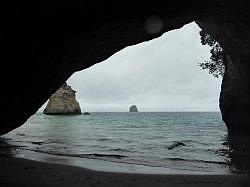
[0,112,248,174]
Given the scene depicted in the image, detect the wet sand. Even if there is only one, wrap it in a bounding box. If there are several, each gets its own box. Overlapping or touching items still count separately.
[0,156,250,187]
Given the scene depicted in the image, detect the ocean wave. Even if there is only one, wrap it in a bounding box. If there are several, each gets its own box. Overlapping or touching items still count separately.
[30,141,44,145]
[20,148,126,159]
[162,157,230,165]
[84,153,126,159]
[21,147,229,166]
[14,147,230,173]
[97,138,111,141]
[16,133,26,136]
[0,144,27,148]
[109,148,137,153]
[179,139,215,146]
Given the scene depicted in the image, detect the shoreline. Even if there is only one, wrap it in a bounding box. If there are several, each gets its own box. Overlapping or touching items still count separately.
[1,155,249,187]
[1,147,233,175]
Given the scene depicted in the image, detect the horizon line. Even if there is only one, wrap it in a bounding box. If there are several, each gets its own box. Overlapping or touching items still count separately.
[37,110,220,113]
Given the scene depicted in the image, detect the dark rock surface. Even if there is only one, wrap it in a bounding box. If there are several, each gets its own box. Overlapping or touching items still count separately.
[129,105,138,112]
[43,83,81,115]
[1,1,250,134]
[167,142,186,150]
[196,1,250,133]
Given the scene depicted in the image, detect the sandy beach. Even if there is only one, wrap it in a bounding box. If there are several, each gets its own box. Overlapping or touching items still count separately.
[0,155,249,187]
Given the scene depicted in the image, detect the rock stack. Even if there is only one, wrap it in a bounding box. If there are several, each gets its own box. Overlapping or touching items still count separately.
[129,105,138,112]
[43,83,82,115]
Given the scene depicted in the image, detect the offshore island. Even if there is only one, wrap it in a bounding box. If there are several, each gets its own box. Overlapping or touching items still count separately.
[129,105,138,112]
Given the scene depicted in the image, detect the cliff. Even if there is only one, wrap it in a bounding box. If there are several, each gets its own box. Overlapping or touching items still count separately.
[43,83,81,115]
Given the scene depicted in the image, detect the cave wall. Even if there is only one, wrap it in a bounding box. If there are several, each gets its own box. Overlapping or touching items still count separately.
[196,1,250,133]
[1,0,250,134]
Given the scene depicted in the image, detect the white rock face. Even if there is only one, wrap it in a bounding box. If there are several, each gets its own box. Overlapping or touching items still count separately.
[129,105,138,112]
[43,83,82,115]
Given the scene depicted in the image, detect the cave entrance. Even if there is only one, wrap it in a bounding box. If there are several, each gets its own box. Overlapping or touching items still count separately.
[4,22,238,174]
[66,22,222,112]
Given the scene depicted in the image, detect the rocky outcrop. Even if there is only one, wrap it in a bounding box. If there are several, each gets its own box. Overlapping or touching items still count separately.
[196,2,250,133]
[129,105,138,112]
[43,83,81,115]
[1,1,250,135]
[167,142,186,150]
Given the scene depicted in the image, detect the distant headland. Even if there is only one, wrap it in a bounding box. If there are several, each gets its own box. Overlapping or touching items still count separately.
[129,105,138,112]
[43,82,82,115]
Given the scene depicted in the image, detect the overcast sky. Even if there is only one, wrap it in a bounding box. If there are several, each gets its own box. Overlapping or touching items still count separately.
[42,22,222,112]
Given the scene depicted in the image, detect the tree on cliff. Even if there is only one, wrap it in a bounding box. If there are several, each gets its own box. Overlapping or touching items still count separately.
[198,30,225,78]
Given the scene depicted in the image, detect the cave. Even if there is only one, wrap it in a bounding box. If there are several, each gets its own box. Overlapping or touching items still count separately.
[1,1,250,135]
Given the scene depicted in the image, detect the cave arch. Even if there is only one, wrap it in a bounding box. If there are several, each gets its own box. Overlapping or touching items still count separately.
[66,22,221,113]
[1,1,250,134]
